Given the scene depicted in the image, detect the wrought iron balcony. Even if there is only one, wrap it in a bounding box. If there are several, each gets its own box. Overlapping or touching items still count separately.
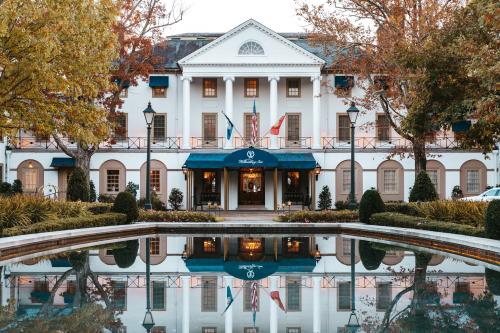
[321,136,460,150]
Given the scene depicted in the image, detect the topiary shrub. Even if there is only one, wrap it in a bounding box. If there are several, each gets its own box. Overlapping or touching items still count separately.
[168,188,183,211]
[0,182,12,196]
[359,240,386,270]
[67,167,89,202]
[318,185,332,210]
[112,240,139,268]
[485,200,500,240]
[409,171,438,202]
[485,268,500,296]
[89,180,97,202]
[359,189,385,223]
[98,194,115,203]
[11,179,23,194]
[125,181,139,198]
[112,191,138,223]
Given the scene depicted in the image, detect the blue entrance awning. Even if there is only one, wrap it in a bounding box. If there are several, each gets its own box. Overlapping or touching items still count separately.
[184,149,316,170]
[149,76,169,87]
[50,157,75,168]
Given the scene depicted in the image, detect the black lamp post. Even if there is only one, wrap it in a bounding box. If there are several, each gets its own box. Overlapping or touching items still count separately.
[346,238,360,331]
[314,162,321,181]
[142,237,154,332]
[346,102,360,210]
[143,102,156,211]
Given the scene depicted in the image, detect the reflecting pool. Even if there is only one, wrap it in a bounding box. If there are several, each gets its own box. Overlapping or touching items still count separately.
[1,235,499,332]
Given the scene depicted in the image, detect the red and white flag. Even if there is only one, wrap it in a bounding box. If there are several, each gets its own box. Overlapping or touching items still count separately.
[251,282,258,327]
[270,291,286,313]
[251,100,258,145]
[270,115,285,135]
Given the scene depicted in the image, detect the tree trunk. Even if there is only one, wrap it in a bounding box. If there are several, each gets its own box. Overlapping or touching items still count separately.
[411,252,432,315]
[413,140,427,176]
[74,145,93,182]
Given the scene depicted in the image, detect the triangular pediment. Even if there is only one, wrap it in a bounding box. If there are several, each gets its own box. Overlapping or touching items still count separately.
[178,19,325,66]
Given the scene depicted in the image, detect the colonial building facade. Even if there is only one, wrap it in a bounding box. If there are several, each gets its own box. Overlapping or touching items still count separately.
[2,19,498,209]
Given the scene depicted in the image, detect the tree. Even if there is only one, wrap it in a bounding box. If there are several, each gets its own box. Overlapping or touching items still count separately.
[53,0,184,180]
[89,181,97,202]
[125,181,139,198]
[409,171,438,202]
[168,188,183,210]
[318,185,332,210]
[485,200,500,240]
[67,168,90,202]
[296,0,498,176]
[0,0,117,170]
[11,180,22,194]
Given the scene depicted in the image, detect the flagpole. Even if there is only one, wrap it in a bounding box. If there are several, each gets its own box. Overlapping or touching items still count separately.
[222,110,252,147]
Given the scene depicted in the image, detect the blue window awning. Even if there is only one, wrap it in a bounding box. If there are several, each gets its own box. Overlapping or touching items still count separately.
[149,76,169,88]
[50,157,75,168]
[334,75,354,89]
[275,153,317,169]
[184,153,227,169]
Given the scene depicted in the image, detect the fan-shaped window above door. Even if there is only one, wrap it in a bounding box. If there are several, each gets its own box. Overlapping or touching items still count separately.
[238,41,264,55]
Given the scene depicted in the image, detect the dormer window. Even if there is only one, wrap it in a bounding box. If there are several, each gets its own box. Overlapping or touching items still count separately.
[238,41,264,55]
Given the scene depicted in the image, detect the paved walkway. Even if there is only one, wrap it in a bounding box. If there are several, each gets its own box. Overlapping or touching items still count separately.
[219,210,279,222]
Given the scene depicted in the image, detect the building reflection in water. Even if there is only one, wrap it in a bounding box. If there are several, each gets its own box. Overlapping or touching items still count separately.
[1,235,498,333]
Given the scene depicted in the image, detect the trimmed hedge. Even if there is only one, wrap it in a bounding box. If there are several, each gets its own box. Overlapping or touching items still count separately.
[84,203,113,215]
[277,210,359,222]
[368,212,484,237]
[139,210,216,222]
[359,189,385,223]
[485,200,500,240]
[384,202,421,216]
[112,191,138,223]
[2,213,127,237]
[112,240,139,268]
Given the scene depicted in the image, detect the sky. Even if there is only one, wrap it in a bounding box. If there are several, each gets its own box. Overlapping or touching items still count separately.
[165,0,312,35]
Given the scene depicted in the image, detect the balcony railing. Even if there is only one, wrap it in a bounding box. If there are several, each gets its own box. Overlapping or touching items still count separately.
[321,136,459,149]
[279,137,312,149]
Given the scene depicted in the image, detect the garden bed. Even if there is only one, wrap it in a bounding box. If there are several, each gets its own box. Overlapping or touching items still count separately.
[138,210,218,222]
[275,210,359,222]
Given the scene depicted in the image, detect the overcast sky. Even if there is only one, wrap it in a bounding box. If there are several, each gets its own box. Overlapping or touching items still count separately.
[166,0,312,35]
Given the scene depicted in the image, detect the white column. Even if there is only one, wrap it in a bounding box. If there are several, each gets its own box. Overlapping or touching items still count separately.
[181,76,192,149]
[313,276,321,333]
[269,275,279,333]
[224,76,235,149]
[224,276,234,333]
[268,76,280,149]
[181,275,190,333]
[311,75,322,149]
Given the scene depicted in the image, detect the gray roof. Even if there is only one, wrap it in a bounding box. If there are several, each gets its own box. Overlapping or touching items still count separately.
[154,33,337,70]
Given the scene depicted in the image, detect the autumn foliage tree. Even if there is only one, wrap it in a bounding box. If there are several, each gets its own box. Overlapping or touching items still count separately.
[296,0,499,175]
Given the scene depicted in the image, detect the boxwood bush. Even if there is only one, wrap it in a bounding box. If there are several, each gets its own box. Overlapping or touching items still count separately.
[384,202,421,216]
[359,240,386,270]
[2,213,127,237]
[112,191,138,223]
[112,240,139,268]
[359,189,385,223]
[277,210,359,222]
[409,171,438,202]
[84,203,113,215]
[368,212,484,237]
[139,210,216,222]
[485,200,500,240]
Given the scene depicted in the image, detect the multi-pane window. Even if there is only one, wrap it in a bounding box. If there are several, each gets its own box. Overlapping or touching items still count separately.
[202,328,217,333]
[203,78,217,97]
[151,170,161,192]
[338,282,351,310]
[152,281,166,310]
[201,277,217,312]
[287,328,301,333]
[153,114,167,140]
[244,113,260,142]
[286,277,301,311]
[113,113,127,140]
[150,237,160,255]
[106,170,120,193]
[152,87,167,98]
[151,326,166,333]
[383,170,397,193]
[376,283,392,310]
[244,328,258,333]
[111,281,127,310]
[427,170,439,193]
[243,282,260,311]
[342,238,352,255]
[377,114,390,141]
[466,170,480,193]
[342,170,351,193]
[286,78,301,97]
[286,114,300,142]
[23,169,38,192]
[202,113,217,145]
[338,115,350,141]
[244,78,259,97]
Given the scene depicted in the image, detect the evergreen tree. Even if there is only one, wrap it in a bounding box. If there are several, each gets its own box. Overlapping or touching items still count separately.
[112,191,139,223]
[89,180,97,202]
[11,179,23,194]
[125,181,139,198]
[67,167,89,202]
[409,171,438,202]
[168,188,183,211]
[318,185,332,210]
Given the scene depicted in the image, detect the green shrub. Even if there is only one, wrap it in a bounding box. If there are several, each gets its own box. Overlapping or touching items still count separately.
[451,185,463,200]
[384,202,421,216]
[318,185,332,210]
[168,188,183,211]
[359,240,386,270]
[485,200,500,240]
[485,268,500,296]
[0,182,12,195]
[67,167,89,202]
[125,181,139,198]
[2,213,127,237]
[138,191,165,210]
[359,189,385,223]
[335,200,349,210]
[277,210,358,222]
[369,212,484,237]
[98,194,115,203]
[418,200,487,227]
[112,240,139,268]
[89,180,97,202]
[85,202,112,215]
[409,171,438,202]
[112,192,138,223]
[139,210,216,222]
[12,179,23,194]
[0,180,22,196]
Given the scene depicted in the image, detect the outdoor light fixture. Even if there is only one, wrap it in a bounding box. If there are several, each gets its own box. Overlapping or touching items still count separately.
[181,244,188,261]
[314,244,322,263]
[347,102,359,210]
[314,162,321,181]
[28,161,33,168]
[346,101,360,125]
[142,309,155,332]
[143,102,156,126]
[182,164,188,180]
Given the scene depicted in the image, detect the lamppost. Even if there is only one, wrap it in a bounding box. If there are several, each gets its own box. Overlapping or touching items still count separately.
[142,237,155,332]
[346,102,360,210]
[345,238,360,332]
[143,102,156,211]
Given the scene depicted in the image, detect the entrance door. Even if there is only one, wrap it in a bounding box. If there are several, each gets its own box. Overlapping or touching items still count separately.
[238,168,265,205]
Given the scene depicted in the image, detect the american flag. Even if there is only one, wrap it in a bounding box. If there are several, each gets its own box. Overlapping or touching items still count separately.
[251,281,258,327]
[251,100,258,146]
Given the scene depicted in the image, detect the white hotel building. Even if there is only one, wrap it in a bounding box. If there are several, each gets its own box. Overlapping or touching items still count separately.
[2,19,498,209]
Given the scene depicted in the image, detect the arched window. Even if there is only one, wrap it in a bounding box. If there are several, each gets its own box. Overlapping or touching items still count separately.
[99,160,126,195]
[17,160,44,194]
[377,160,404,202]
[335,160,363,202]
[238,41,264,55]
[140,160,167,204]
[460,159,487,196]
